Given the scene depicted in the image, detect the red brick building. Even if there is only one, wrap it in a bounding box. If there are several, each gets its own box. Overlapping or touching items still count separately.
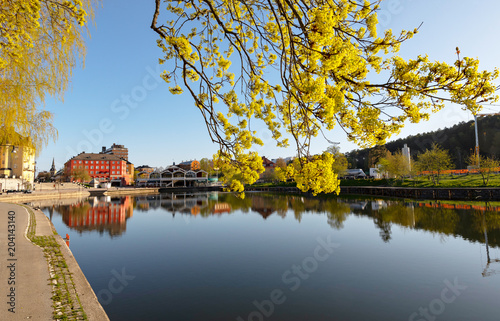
[64,152,131,185]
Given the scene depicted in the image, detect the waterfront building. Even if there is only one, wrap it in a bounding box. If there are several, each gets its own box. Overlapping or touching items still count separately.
[135,164,208,187]
[101,143,128,161]
[0,137,36,189]
[135,165,155,173]
[64,152,131,186]
[125,160,135,185]
[178,160,201,171]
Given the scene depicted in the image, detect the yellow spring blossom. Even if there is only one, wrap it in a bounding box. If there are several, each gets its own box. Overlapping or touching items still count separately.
[151,0,499,195]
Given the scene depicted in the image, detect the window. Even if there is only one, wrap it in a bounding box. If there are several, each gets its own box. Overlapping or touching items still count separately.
[90,166,94,169]
[91,161,94,164]
[79,166,82,169]
[106,166,109,169]
[79,160,82,164]
[112,171,115,175]
[85,161,88,164]
[85,166,88,169]
[96,166,99,169]
[90,171,94,174]
[112,166,115,169]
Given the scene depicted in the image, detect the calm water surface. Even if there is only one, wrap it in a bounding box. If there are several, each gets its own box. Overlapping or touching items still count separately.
[40,193,500,321]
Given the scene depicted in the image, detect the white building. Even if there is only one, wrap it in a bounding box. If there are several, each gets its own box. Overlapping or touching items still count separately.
[0,141,36,190]
[402,144,411,171]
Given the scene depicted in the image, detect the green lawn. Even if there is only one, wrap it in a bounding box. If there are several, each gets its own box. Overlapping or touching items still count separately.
[341,173,500,188]
[251,173,500,188]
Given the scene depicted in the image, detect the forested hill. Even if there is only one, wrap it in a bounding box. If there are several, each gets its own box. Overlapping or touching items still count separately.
[346,114,500,171]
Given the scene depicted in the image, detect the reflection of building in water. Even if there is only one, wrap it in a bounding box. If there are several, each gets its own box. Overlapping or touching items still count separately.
[251,196,276,219]
[213,203,231,214]
[133,193,232,217]
[135,193,211,215]
[60,196,133,237]
[371,200,387,211]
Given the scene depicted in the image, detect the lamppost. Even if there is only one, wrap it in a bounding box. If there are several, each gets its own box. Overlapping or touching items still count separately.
[473,112,500,168]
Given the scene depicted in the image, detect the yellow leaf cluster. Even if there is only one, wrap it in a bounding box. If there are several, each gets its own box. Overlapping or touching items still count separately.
[151,0,499,194]
[1,0,96,152]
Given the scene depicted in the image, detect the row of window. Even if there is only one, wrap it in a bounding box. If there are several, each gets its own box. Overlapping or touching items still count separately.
[89,171,121,175]
[73,160,123,165]
[73,165,121,170]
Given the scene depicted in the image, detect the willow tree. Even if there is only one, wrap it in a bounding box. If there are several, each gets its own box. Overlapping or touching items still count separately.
[151,0,499,194]
[0,0,96,152]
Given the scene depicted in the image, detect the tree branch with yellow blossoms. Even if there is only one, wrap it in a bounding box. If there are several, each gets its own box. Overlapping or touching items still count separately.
[0,0,97,153]
[151,0,498,196]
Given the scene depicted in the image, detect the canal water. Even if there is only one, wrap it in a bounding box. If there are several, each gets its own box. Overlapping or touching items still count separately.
[40,192,500,321]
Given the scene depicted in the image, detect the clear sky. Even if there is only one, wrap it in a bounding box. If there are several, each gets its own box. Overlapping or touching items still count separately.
[37,0,500,172]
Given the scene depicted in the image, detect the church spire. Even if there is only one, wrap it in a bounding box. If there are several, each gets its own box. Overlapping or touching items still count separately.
[50,158,56,177]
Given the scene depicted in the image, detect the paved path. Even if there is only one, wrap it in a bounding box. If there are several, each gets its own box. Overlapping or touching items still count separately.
[0,202,53,320]
[0,203,109,320]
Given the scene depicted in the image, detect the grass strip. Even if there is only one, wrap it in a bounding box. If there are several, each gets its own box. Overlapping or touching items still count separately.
[22,205,88,321]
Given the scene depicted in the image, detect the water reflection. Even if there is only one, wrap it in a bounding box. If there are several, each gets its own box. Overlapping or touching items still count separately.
[42,192,500,250]
[40,192,500,320]
[51,196,134,237]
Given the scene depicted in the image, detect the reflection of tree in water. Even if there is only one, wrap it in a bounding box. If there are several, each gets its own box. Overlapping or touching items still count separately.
[322,201,351,230]
[375,218,392,243]
[63,192,500,247]
[210,193,351,227]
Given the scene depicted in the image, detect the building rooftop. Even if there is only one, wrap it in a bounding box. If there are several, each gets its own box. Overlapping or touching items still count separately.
[69,153,125,161]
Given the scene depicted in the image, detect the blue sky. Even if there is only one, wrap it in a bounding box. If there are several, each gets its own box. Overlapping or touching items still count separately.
[37,0,500,172]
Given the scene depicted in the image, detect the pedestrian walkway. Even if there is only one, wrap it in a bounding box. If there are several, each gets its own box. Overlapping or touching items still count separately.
[0,202,53,320]
[0,182,90,204]
[0,202,109,320]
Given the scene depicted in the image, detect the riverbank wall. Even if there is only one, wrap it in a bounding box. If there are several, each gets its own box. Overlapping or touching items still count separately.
[245,185,500,201]
[158,185,223,193]
[339,186,500,201]
[89,187,160,197]
[0,190,90,203]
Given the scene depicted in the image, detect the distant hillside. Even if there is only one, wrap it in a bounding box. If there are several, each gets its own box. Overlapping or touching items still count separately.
[346,115,500,171]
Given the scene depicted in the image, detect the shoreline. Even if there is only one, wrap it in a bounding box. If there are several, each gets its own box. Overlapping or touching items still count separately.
[3,184,500,204]
[0,202,109,320]
[246,185,500,201]
[26,205,110,320]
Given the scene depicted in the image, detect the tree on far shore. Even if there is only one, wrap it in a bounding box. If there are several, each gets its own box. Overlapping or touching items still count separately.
[379,150,411,182]
[467,153,500,185]
[415,144,453,185]
[71,168,91,183]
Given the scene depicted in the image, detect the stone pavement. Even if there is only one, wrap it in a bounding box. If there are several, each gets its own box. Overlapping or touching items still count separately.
[0,202,109,320]
[0,202,53,320]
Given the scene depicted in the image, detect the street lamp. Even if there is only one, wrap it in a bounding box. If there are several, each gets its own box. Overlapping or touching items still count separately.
[474,112,500,168]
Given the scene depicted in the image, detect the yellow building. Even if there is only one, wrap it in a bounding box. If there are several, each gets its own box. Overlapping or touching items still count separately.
[0,143,36,185]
